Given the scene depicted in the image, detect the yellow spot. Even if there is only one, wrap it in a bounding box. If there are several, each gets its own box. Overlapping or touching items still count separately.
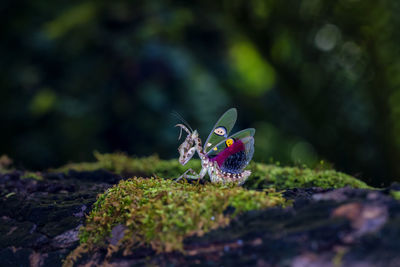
[213,147,218,151]
[226,138,234,147]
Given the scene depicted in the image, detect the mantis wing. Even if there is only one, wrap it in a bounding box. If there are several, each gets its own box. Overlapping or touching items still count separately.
[206,128,255,158]
[203,108,237,153]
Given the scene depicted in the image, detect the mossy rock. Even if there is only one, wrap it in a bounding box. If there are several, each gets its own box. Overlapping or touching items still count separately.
[246,162,371,190]
[55,152,371,190]
[54,152,196,179]
[64,177,289,265]
[59,154,371,265]
[4,153,398,267]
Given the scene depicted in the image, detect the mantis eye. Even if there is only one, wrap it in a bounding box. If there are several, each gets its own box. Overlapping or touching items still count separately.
[214,126,227,136]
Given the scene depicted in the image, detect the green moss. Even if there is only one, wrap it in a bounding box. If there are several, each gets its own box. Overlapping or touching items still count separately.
[75,177,287,255]
[61,153,372,266]
[246,162,371,190]
[0,156,43,181]
[20,171,43,181]
[391,190,400,200]
[54,152,199,179]
[55,152,371,190]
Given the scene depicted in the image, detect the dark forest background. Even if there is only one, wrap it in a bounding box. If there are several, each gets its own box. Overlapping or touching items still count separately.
[2,0,400,186]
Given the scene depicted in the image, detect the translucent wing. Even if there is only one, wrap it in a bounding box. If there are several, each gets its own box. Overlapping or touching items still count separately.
[242,136,255,165]
[209,135,255,174]
[222,136,254,173]
[207,128,255,158]
[203,108,237,153]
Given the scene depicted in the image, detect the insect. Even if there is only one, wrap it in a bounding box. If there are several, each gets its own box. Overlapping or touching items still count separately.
[175,108,255,185]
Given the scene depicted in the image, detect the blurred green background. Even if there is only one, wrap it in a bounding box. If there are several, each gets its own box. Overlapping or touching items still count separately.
[2,0,400,186]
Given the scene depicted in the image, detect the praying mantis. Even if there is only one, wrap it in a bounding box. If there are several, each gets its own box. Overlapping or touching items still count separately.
[175,108,255,185]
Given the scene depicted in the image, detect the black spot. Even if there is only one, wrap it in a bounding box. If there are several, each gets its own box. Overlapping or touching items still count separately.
[221,151,247,174]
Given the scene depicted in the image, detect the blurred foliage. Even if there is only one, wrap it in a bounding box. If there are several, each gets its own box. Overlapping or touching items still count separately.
[1,0,400,186]
[0,155,13,173]
[391,190,400,201]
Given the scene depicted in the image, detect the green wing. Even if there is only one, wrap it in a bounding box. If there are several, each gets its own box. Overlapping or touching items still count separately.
[206,128,255,157]
[203,108,237,153]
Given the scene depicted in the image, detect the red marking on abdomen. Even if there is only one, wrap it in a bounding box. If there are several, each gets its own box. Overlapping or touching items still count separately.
[210,140,245,167]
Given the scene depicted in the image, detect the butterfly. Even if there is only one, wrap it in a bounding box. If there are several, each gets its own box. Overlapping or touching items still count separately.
[175,108,255,185]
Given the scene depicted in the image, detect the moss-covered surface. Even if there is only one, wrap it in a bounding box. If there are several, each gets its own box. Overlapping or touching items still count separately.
[391,190,400,200]
[55,152,371,190]
[3,153,392,267]
[20,171,44,180]
[65,177,288,265]
[0,155,44,180]
[66,186,400,267]
[54,152,192,179]
[246,162,371,190]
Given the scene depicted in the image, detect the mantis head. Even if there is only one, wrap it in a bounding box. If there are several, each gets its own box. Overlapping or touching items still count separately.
[175,124,198,165]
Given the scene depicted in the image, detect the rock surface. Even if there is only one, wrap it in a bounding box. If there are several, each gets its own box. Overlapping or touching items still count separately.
[0,170,120,266]
[1,170,400,267]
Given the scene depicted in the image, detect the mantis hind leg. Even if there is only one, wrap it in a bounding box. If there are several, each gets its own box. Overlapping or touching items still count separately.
[176,167,207,181]
[176,168,198,181]
[210,162,224,183]
[237,170,251,185]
